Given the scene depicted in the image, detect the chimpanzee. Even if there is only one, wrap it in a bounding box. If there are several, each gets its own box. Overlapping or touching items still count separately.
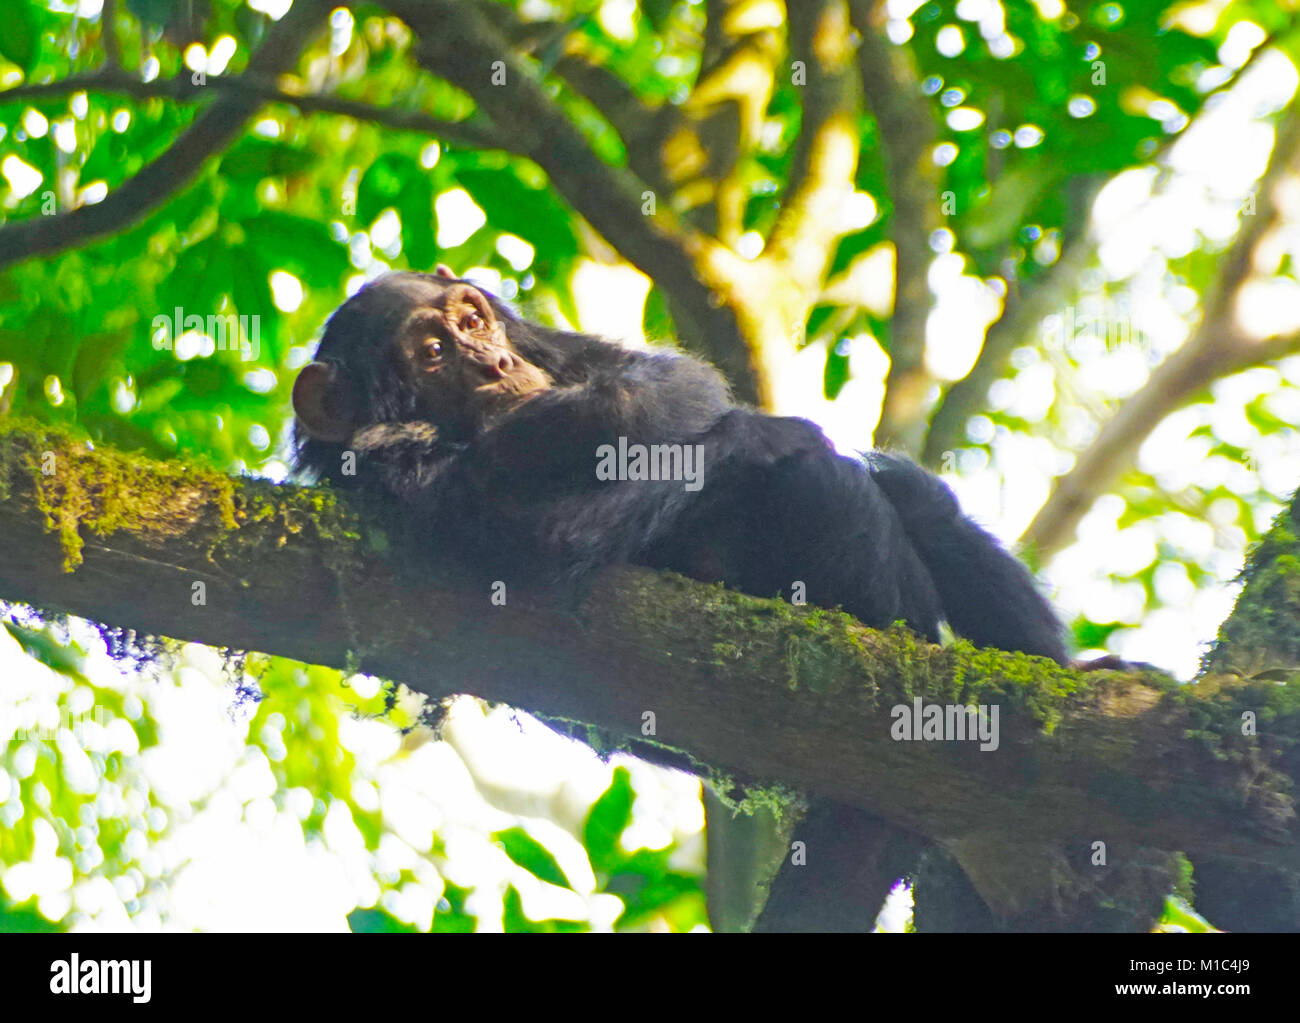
[292,268,1067,665]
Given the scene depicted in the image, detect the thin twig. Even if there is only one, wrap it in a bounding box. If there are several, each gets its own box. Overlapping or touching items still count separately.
[0,71,507,150]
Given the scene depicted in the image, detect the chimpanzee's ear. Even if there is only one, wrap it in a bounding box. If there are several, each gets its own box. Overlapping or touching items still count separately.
[292,362,357,443]
[435,263,457,279]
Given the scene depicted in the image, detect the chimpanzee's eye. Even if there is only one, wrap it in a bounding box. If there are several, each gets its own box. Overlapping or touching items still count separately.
[423,337,443,360]
[461,311,483,332]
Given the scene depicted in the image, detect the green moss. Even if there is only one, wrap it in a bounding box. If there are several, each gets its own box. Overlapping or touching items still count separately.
[601,561,1124,744]
[1202,495,1300,675]
[707,770,805,821]
[0,417,368,581]
[1,417,240,570]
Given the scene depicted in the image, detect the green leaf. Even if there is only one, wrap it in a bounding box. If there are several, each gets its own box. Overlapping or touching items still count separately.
[219,140,316,182]
[240,212,349,284]
[642,286,675,343]
[135,377,185,414]
[356,153,417,224]
[493,827,572,889]
[347,907,420,933]
[357,154,437,269]
[1072,616,1124,651]
[823,344,850,400]
[455,165,579,259]
[0,1,39,70]
[3,621,87,678]
[583,766,635,873]
[72,331,128,401]
[430,881,476,932]
[1243,399,1291,434]
[0,899,63,933]
[641,0,675,33]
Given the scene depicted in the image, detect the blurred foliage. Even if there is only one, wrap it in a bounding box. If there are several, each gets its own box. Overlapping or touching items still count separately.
[0,614,708,932]
[0,618,167,914]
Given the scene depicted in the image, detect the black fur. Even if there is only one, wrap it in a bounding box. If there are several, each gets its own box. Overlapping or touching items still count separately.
[295,271,1066,664]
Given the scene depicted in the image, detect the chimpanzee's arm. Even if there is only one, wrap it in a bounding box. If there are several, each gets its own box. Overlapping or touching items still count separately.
[463,348,731,492]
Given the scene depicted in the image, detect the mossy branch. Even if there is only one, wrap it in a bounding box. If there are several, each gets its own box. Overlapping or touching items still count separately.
[1,420,1299,924]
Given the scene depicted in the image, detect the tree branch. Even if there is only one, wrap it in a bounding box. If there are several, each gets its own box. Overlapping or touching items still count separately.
[669,0,782,243]
[850,0,941,453]
[509,23,678,205]
[921,179,1102,465]
[0,71,508,151]
[0,0,330,273]
[764,0,859,297]
[718,0,860,414]
[1,421,1298,929]
[101,0,122,71]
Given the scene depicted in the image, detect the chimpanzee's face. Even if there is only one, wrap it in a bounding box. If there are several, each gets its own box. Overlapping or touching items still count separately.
[293,273,551,444]
[387,276,550,426]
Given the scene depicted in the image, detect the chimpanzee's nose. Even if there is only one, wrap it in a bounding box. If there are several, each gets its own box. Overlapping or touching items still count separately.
[473,350,514,380]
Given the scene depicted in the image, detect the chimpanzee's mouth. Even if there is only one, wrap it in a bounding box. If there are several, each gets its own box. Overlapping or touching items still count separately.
[477,375,549,397]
